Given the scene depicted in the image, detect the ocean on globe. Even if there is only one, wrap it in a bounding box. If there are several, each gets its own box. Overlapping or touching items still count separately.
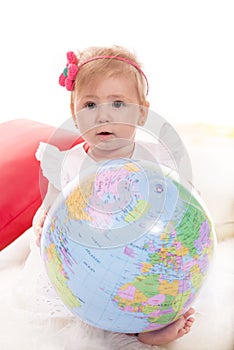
[40,158,215,333]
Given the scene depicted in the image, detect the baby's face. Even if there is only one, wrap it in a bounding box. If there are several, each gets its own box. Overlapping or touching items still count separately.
[72,75,147,159]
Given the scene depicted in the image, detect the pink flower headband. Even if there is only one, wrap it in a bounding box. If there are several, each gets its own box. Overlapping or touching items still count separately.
[58,51,149,95]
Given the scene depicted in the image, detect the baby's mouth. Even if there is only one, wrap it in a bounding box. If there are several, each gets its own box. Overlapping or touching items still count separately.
[96,131,114,141]
[97,131,112,135]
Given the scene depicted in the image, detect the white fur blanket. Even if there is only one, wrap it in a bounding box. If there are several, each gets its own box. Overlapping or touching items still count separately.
[0,231,233,350]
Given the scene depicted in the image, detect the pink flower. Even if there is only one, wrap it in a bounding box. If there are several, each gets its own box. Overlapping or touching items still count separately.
[58,73,66,87]
[67,64,78,80]
[59,52,79,91]
[67,51,78,65]
[65,78,74,91]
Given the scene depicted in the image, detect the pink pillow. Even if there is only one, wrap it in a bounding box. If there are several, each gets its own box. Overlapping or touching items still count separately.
[0,119,83,250]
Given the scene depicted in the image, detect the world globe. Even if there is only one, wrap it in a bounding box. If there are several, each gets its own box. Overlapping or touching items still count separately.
[40,158,215,333]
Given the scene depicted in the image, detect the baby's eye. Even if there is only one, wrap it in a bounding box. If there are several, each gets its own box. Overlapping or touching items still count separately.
[85,102,97,109]
[112,100,125,109]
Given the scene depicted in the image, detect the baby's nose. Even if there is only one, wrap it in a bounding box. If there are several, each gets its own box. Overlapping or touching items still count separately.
[96,104,112,123]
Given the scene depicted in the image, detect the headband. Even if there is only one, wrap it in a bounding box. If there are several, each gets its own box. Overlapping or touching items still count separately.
[59,51,149,95]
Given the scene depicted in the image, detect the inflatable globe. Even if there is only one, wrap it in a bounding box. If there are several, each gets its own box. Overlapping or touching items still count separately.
[41,158,215,333]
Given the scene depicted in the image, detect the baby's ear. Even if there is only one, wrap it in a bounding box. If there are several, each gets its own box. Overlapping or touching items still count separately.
[143,100,150,109]
[138,100,150,125]
[70,103,79,128]
[70,101,75,118]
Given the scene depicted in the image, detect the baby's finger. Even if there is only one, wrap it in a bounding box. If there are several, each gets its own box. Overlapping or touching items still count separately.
[39,214,47,225]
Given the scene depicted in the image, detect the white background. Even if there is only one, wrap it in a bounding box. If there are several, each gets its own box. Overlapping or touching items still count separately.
[0,0,233,127]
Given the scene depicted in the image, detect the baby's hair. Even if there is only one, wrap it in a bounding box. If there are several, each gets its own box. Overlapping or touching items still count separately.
[71,45,148,104]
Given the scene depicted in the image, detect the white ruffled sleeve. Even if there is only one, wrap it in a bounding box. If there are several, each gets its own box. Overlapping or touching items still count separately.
[35,142,70,191]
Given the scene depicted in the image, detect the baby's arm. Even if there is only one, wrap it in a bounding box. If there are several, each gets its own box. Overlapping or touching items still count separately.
[33,183,60,246]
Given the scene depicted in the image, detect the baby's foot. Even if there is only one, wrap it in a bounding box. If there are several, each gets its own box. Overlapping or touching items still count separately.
[137,307,195,346]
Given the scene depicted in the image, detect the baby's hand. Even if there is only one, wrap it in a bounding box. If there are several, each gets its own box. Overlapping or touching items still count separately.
[34,212,47,247]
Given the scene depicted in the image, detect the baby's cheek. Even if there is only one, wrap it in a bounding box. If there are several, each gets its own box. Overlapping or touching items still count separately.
[119,125,136,139]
